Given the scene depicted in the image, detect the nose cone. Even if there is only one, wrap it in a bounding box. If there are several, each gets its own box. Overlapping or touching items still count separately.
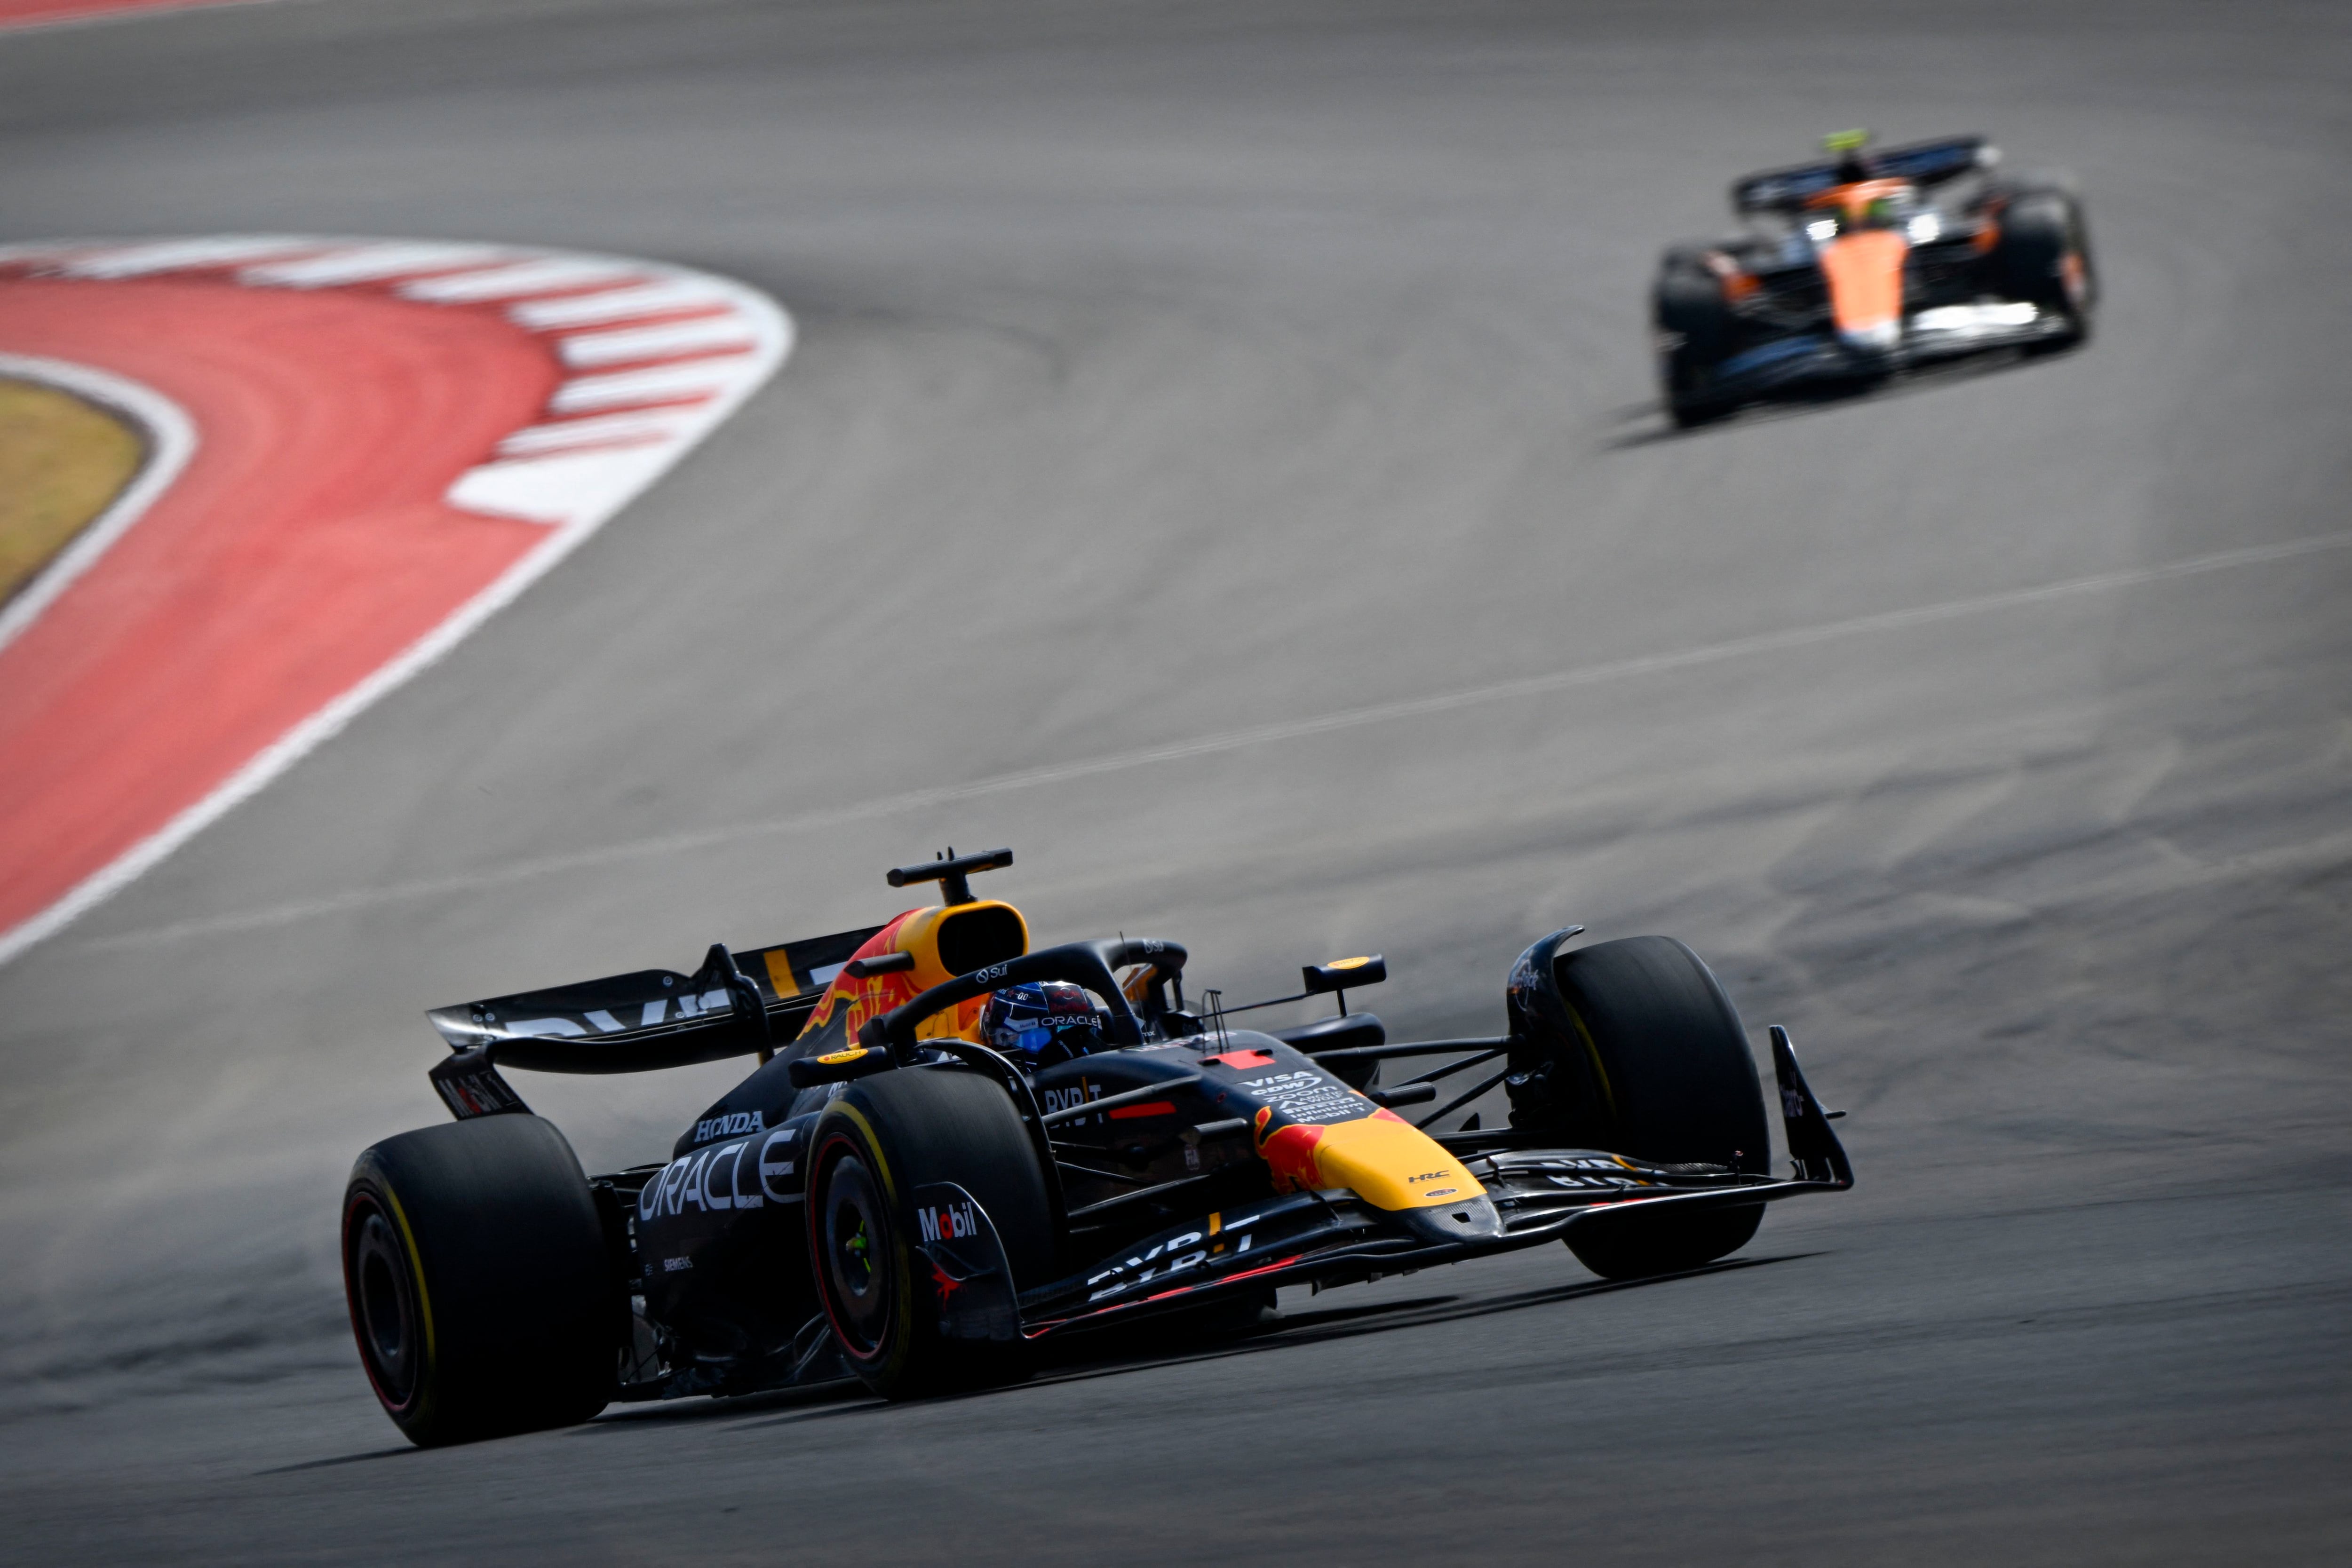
[1397,1193,1506,1247]
[1818,229,1908,359]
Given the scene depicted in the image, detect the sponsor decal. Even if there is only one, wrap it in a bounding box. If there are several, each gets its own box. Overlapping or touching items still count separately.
[916,1197,979,1245]
[662,1255,691,1272]
[1238,1068,1370,1128]
[637,1137,764,1220]
[1041,1082,1104,1117]
[757,1126,799,1202]
[1084,1217,1256,1301]
[1781,1086,1808,1120]
[930,1261,963,1306]
[694,1109,765,1143]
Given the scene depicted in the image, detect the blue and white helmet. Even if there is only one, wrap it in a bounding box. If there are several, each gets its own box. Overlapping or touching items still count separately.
[981,980,1106,1064]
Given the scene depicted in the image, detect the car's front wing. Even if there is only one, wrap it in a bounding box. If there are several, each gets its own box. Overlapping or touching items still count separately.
[1708,301,2073,400]
[1019,1027,1851,1334]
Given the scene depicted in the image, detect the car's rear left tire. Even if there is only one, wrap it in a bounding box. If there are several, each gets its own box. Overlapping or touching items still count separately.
[1654,256,1737,426]
[1506,934,1770,1280]
[807,1066,1055,1399]
[342,1115,620,1446]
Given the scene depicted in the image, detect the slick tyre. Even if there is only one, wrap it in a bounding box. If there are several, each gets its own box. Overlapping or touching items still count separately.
[807,1067,1055,1399]
[342,1115,620,1447]
[1994,190,2096,348]
[1654,262,1736,426]
[1545,936,1771,1280]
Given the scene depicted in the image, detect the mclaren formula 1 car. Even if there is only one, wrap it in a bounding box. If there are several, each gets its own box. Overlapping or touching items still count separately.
[342,848,1851,1445]
[1653,130,2095,425]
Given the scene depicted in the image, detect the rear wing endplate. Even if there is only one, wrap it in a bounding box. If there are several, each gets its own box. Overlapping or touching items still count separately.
[424,926,881,1120]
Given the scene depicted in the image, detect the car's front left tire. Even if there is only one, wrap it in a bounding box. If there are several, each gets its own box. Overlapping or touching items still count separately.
[806,1065,1056,1399]
[342,1115,620,1446]
[1506,934,1771,1280]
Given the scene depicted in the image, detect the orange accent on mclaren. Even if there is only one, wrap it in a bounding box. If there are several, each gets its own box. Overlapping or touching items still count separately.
[1817,229,1908,339]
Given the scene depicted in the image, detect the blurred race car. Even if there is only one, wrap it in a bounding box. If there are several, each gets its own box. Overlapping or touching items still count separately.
[342,848,1851,1446]
[1653,130,2095,425]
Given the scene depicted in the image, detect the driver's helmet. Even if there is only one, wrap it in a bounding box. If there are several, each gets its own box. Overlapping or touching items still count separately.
[982,981,1107,1065]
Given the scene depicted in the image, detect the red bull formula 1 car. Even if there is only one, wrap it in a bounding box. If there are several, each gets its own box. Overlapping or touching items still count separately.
[342,849,1851,1446]
[1653,131,2095,425]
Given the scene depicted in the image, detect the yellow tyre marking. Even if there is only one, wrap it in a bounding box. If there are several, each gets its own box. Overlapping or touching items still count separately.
[376,1181,439,1422]
[821,1101,913,1374]
[1564,1003,1617,1121]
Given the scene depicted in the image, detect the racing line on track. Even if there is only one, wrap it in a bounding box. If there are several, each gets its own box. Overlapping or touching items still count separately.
[0,237,791,966]
[78,524,2352,955]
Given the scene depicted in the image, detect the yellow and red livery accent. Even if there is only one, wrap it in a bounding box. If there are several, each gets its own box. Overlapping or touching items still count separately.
[794,899,1031,1047]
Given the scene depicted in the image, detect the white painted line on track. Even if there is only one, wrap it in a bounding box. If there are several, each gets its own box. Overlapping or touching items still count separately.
[241,242,508,287]
[556,316,758,367]
[445,444,685,526]
[44,235,318,277]
[399,257,643,303]
[0,352,197,657]
[0,235,794,967]
[513,279,738,329]
[81,528,2352,955]
[549,359,766,412]
[496,409,704,456]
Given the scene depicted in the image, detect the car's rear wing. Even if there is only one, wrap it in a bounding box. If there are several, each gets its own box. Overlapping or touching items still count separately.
[1732,135,1995,213]
[423,926,881,1120]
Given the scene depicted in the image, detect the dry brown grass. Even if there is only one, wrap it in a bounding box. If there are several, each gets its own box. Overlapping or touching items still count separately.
[0,377,145,608]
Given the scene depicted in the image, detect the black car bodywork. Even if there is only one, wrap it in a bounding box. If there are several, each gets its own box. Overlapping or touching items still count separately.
[348,850,1851,1440]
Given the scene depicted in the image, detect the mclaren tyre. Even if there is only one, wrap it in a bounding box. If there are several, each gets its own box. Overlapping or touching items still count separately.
[1654,253,1737,426]
[342,1115,621,1446]
[1513,935,1772,1279]
[806,1066,1056,1399]
[1994,185,2096,349]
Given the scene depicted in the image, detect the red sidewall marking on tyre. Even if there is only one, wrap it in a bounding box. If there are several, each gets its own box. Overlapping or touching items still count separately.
[0,237,792,961]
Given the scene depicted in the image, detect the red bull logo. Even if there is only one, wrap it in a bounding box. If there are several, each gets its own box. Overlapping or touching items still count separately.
[1255,1109,1327,1195]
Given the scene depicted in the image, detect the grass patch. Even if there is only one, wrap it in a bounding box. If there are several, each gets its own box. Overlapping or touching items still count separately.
[0,376,145,608]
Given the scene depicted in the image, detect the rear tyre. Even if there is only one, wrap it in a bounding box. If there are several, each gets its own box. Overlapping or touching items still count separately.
[342,1116,620,1446]
[1520,936,1771,1280]
[807,1067,1055,1399]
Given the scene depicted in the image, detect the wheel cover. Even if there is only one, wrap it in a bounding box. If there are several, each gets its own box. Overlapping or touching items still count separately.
[820,1152,895,1358]
[344,1197,421,1408]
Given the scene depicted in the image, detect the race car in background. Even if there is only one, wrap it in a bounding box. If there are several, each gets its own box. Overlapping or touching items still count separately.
[341,848,1851,1446]
[1653,130,2095,425]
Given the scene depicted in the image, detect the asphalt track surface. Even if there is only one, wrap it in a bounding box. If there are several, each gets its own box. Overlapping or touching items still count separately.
[2,2,2348,1561]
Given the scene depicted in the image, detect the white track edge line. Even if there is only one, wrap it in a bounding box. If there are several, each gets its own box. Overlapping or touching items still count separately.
[0,241,793,968]
[74,527,2352,956]
[0,353,197,657]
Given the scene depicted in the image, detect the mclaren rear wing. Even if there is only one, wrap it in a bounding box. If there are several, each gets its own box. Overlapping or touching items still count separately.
[1732,134,1995,213]
[423,926,880,1120]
